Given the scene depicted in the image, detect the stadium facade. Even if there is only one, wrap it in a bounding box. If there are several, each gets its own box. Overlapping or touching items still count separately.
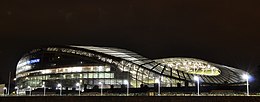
[15,45,247,92]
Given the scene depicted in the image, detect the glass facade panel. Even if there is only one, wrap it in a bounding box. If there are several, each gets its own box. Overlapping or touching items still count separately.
[93,73,98,78]
[88,73,93,78]
[99,73,105,78]
[15,46,247,91]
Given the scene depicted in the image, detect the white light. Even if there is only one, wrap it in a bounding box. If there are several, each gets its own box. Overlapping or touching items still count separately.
[124,80,130,96]
[27,86,31,89]
[71,67,82,72]
[99,81,103,96]
[194,76,199,81]
[57,83,62,96]
[98,82,102,85]
[76,82,81,96]
[155,78,160,83]
[242,74,249,80]
[81,89,84,92]
[155,78,161,96]
[57,83,62,87]
[123,80,128,84]
[15,86,19,96]
[42,70,52,74]
[193,76,200,96]
[3,87,7,90]
[42,82,46,87]
[242,73,251,96]
[76,83,80,86]
[98,66,103,71]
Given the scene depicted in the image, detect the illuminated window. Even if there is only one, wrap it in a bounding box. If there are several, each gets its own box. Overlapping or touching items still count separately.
[105,67,110,71]
[98,66,104,72]
[88,73,93,78]
[83,73,88,78]
[93,73,98,78]
[105,79,111,84]
[105,73,110,78]
[99,73,105,78]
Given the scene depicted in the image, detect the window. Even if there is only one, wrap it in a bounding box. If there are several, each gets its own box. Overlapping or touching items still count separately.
[99,73,105,78]
[88,73,93,78]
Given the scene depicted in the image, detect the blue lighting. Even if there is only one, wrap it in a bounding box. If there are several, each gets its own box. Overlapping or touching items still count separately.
[17,58,41,70]
[26,59,40,65]
[30,59,40,64]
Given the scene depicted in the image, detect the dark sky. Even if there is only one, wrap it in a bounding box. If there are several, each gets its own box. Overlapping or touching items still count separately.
[0,0,260,84]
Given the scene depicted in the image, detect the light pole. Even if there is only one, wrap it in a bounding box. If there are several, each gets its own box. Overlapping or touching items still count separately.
[98,82,103,96]
[15,86,19,96]
[155,78,160,96]
[42,82,46,96]
[76,82,81,96]
[8,72,11,95]
[57,83,62,96]
[3,87,7,96]
[124,80,129,96]
[242,73,250,96]
[27,86,32,96]
[193,76,199,96]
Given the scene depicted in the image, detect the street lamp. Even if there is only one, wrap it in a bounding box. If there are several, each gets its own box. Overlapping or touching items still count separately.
[98,82,103,96]
[242,73,250,96]
[76,82,81,96]
[124,80,129,96]
[57,83,62,96]
[193,76,200,96]
[15,86,19,96]
[27,86,32,96]
[42,82,46,96]
[3,87,7,96]
[155,78,160,96]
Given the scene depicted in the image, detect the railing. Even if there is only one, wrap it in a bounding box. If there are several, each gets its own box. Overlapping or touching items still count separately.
[1,92,260,97]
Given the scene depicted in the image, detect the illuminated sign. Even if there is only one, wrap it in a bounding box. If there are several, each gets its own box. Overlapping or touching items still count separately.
[17,59,40,68]
[30,59,40,64]
[16,59,40,74]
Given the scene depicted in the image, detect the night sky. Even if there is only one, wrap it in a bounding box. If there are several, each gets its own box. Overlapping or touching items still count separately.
[0,0,259,85]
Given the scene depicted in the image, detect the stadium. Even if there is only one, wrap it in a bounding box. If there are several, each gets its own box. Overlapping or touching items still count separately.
[15,45,248,95]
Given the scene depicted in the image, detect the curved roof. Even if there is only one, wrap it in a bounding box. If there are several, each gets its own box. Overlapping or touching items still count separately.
[155,58,221,76]
[17,45,247,85]
[70,45,246,85]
